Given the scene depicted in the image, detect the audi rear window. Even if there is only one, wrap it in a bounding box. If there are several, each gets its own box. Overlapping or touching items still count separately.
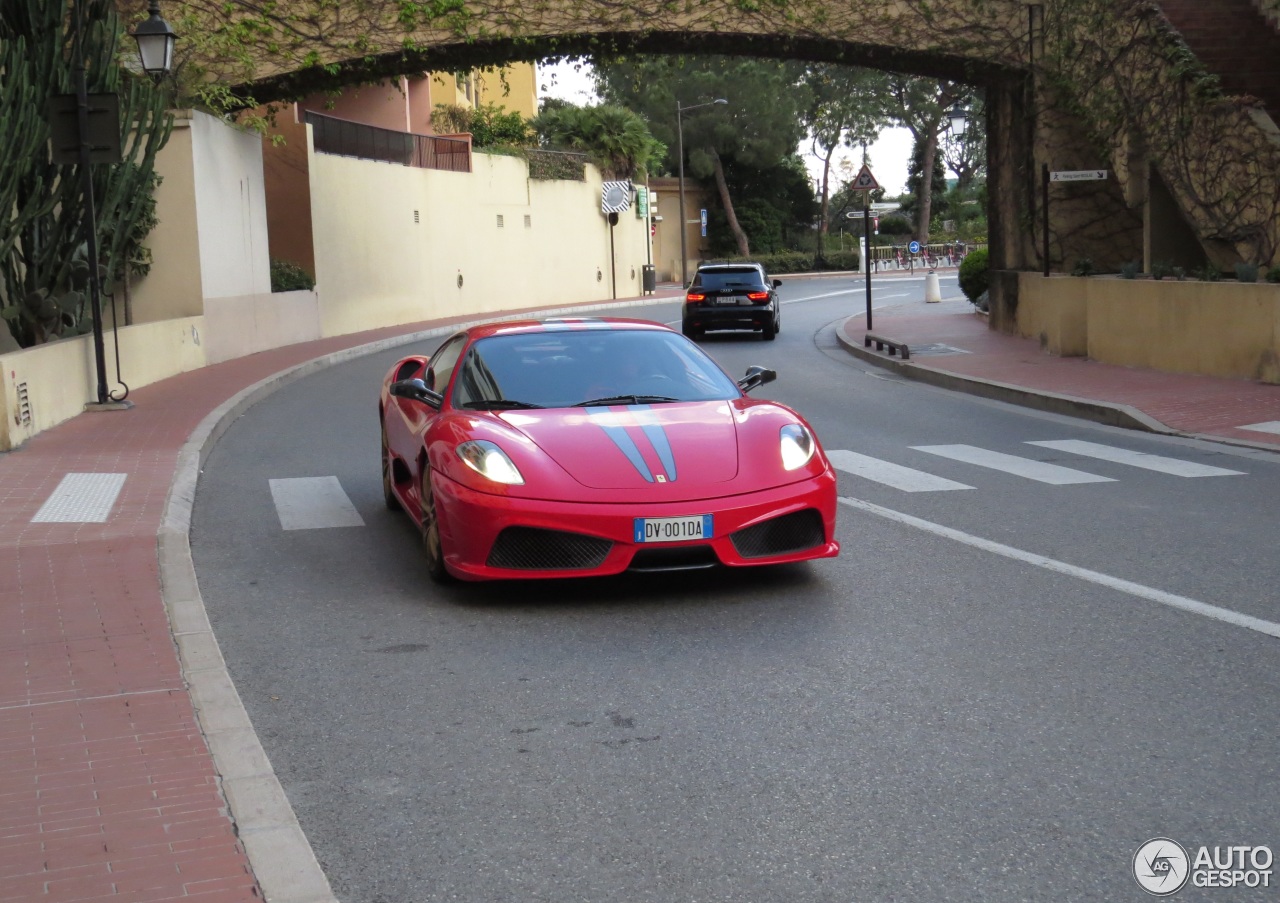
[693,268,766,290]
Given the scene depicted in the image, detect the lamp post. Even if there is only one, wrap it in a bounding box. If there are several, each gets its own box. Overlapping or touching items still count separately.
[70,0,176,407]
[676,97,727,287]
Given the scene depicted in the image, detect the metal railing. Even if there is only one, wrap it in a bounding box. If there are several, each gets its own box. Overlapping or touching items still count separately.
[305,111,471,173]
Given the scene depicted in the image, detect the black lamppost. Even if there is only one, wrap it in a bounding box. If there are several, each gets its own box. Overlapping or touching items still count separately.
[131,1,179,82]
[676,97,727,287]
[69,0,176,407]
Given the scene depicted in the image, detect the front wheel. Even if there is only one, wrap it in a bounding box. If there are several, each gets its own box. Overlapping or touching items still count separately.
[381,422,399,511]
[419,469,452,584]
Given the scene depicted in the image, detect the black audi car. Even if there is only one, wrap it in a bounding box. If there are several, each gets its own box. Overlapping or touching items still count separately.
[681,262,782,341]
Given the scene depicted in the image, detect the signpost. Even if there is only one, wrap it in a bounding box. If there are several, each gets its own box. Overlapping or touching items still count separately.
[1043,166,1108,276]
[851,164,880,330]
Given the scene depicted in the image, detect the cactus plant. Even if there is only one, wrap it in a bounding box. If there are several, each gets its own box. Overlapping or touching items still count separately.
[0,0,172,347]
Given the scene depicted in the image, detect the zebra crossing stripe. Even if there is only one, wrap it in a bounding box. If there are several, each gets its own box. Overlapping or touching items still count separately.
[1027,440,1245,477]
[269,477,365,530]
[840,496,1280,641]
[1239,421,1280,436]
[911,444,1114,485]
[827,449,973,492]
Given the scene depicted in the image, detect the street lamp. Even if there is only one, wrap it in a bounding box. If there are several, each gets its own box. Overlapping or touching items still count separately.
[676,97,727,286]
[67,0,176,407]
[946,104,968,137]
[131,1,179,83]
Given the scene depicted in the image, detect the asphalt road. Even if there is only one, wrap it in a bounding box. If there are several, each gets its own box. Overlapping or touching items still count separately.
[191,275,1280,902]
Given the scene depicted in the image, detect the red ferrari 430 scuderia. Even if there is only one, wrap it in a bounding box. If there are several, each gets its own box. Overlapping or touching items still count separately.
[378,317,839,582]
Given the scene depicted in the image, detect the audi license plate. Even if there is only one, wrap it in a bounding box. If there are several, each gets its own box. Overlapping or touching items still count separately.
[635,514,713,543]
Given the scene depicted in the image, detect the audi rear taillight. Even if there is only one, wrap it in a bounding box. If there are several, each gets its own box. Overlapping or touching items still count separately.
[686,292,706,303]
[747,291,770,303]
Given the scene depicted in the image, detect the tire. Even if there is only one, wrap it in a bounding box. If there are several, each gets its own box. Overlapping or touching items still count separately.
[681,320,702,340]
[762,320,777,341]
[419,469,452,584]
[381,421,399,511]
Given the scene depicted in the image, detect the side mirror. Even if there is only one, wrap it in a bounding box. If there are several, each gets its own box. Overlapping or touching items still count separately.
[737,365,777,393]
[772,279,782,289]
[389,377,443,409]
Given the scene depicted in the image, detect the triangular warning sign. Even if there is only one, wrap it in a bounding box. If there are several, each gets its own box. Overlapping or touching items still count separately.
[852,164,880,191]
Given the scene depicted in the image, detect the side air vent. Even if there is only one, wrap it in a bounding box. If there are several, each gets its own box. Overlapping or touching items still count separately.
[730,510,825,559]
[487,526,612,570]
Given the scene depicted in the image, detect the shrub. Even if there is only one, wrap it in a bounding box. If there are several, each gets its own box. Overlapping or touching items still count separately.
[1071,258,1095,277]
[1151,260,1174,280]
[957,247,989,303]
[1120,261,1141,279]
[271,259,315,292]
[1235,262,1259,283]
[1193,263,1222,282]
[1267,266,1280,284]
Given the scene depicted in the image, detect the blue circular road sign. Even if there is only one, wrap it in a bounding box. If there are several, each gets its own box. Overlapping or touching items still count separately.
[908,240,921,254]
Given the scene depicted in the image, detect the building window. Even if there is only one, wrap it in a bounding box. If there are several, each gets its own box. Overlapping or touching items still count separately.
[524,214,532,228]
[496,214,504,228]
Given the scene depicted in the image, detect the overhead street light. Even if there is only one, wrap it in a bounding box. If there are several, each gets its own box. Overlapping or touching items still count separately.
[676,97,727,286]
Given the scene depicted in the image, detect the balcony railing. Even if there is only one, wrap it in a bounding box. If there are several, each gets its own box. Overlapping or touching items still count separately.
[305,111,471,173]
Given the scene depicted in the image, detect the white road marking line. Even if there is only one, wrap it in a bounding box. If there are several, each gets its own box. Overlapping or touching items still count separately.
[839,496,1280,640]
[31,473,127,523]
[269,477,365,530]
[827,449,973,492]
[1027,439,1245,477]
[912,444,1115,485]
[1239,421,1280,436]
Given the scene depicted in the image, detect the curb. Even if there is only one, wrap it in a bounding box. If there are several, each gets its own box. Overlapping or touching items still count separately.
[835,319,1280,455]
[157,295,670,903]
[834,321,1169,433]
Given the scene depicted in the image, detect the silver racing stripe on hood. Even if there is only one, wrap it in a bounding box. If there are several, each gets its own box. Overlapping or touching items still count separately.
[628,405,677,481]
[586,407,655,482]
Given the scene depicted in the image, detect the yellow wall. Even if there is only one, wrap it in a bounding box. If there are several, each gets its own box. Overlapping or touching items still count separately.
[132,113,203,323]
[309,148,649,338]
[0,318,207,450]
[1018,274,1280,384]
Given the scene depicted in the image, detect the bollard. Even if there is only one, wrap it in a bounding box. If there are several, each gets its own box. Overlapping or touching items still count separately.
[924,270,942,303]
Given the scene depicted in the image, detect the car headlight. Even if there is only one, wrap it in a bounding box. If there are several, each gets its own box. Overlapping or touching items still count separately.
[780,423,815,471]
[457,440,525,485]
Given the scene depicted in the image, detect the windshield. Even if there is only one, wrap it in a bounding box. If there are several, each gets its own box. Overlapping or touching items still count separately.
[451,329,741,410]
[693,268,766,291]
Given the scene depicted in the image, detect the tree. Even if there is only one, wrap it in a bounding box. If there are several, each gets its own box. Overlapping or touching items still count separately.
[800,64,893,239]
[886,75,971,246]
[430,102,533,147]
[0,0,172,347]
[532,102,664,181]
[594,55,808,258]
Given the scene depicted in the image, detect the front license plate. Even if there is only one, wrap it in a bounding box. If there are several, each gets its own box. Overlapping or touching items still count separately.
[634,514,713,543]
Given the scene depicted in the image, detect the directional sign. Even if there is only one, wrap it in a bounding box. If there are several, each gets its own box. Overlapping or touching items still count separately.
[851,164,880,192]
[908,240,921,254]
[1050,170,1108,182]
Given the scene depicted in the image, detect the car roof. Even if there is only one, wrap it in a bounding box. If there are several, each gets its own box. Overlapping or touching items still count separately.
[462,317,674,341]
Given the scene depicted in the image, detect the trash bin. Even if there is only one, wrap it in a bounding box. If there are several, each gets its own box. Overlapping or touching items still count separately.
[642,264,656,293]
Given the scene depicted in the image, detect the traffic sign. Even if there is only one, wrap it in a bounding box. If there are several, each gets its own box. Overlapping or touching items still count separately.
[908,240,921,254]
[1050,170,1108,182]
[851,164,879,192]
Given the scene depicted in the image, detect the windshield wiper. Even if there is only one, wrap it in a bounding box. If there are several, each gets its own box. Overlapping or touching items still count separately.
[459,399,545,410]
[574,395,679,407]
